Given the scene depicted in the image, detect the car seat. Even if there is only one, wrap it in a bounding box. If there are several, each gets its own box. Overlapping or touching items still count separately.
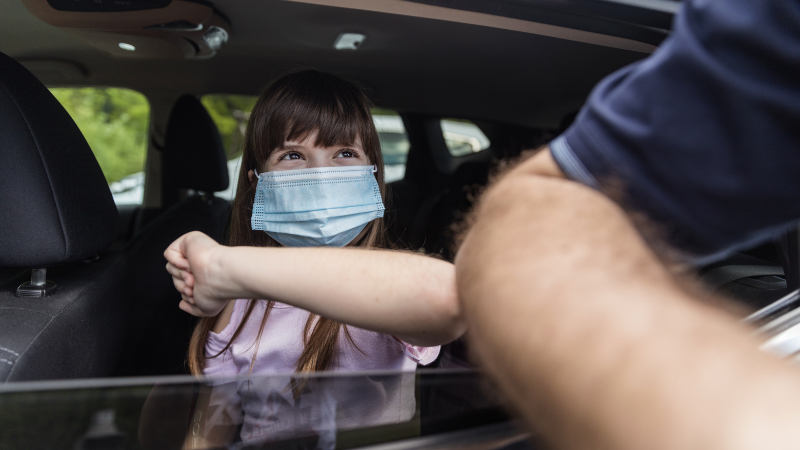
[0,52,129,382]
[699,240,791,313]
[119,95,230,376]
[418,161,491,260]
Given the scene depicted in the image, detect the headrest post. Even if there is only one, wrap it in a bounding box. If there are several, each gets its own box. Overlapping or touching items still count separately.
[31,268,46,286]
[16,268,58,297]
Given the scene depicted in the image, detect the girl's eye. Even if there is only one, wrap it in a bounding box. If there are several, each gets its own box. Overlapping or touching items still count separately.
[279,151,303,161]
[337,149,359,158]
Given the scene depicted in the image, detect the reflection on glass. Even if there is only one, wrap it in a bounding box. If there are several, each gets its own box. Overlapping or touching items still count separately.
[0,370,508,450]
[74,409,125,450]
[172,373,416,449]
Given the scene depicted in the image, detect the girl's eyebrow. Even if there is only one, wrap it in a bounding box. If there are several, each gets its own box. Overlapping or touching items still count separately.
[277,142,362,151]
[334,142,362,150]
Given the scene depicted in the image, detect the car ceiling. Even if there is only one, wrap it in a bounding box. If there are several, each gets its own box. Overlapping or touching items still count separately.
[0,0,649,127]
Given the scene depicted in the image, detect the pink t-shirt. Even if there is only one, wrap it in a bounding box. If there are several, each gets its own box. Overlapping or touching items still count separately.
[202,300,439,447]
[205,299,439,376]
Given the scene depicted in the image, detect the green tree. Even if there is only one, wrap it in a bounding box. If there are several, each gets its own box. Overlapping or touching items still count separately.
[50,87,149,184]
[201,95,257,160]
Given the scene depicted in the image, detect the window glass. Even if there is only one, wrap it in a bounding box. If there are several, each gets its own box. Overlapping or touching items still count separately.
[372,109,410,183]
[0,370,510,449]
[201,95,258,201]
[50,88,150,205]
[203,98,411,200]
[440,119,490,157]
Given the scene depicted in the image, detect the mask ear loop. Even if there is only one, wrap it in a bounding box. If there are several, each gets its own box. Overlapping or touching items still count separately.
[253,168,259,177]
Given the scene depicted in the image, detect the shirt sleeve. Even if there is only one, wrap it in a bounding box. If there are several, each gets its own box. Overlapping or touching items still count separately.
[392,337,440,366]
[203,332,239,379]
[551,0,800,262]
[203,301,245,380]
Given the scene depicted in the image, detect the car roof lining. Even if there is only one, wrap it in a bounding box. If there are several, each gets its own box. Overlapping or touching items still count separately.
[2,0,649,128]
[284,0,656,53]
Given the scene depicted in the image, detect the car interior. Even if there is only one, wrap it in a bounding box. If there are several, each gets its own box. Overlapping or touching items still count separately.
[5,1,800,448]
[0,0,795,388]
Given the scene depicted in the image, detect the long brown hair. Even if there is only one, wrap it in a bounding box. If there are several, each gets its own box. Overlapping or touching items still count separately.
[188,69,387,376]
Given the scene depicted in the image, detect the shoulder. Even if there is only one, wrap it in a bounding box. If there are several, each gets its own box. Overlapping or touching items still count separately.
[207,300,249,347]
[552,0,800,258]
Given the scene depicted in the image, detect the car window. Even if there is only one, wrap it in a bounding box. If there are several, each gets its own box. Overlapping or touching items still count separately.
[440,119,490,157]
[49,87,150,205]
[203,97,411,200]
[201,95,258,201]
[373,109,410,183]
[0,369,517,449]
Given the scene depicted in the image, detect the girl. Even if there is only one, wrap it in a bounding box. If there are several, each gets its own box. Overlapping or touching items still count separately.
[163,70,464,447]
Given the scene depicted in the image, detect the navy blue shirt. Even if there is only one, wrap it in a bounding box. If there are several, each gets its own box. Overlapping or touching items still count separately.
[551,0,800,263]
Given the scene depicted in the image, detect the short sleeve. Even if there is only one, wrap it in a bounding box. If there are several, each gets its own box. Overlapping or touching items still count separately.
[552,0,800,262]
[392,337,440,366]
[203,332,238,379]
[203,300,246,379]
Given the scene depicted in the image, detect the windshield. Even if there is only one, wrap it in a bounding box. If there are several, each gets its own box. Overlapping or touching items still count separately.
[0,369,520,450]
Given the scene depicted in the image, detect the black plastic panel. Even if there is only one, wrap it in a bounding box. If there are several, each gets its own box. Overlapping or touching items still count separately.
[46,0,171,12]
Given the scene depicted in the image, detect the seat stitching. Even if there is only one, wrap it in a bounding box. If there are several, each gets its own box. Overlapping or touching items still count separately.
[5,257,122,379]
[0,346,20,356]
[0,306,52,315]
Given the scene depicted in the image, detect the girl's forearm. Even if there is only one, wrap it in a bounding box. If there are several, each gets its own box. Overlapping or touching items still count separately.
[212,246,463,346]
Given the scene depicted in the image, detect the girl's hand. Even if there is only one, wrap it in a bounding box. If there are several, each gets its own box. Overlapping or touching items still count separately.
[164,231,230,317]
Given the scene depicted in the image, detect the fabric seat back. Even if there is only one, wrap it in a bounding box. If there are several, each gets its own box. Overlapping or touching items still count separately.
[0,52,128,382]
[120,95,231,376]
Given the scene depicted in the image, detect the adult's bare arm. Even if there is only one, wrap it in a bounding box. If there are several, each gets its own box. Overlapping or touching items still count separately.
[455,147,800,450]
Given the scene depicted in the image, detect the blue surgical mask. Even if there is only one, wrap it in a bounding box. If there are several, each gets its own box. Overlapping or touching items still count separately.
[251,165,385,247]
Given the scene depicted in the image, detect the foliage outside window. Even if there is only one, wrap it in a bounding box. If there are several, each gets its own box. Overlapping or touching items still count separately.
[50,87,150,205]
[201,95,258,161]
[201,95,257,201]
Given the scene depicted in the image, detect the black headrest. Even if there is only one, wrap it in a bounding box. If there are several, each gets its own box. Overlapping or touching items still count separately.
[163,95,229,193]
[0,52,118,268]
[452,161,490,188]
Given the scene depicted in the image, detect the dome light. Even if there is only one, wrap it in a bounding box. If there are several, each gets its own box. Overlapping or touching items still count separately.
[334,33,365,50]
[203,26,229,51]
[118,43,136,51]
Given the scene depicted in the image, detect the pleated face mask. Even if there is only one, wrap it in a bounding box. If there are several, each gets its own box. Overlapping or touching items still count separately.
[251,165,385,247]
